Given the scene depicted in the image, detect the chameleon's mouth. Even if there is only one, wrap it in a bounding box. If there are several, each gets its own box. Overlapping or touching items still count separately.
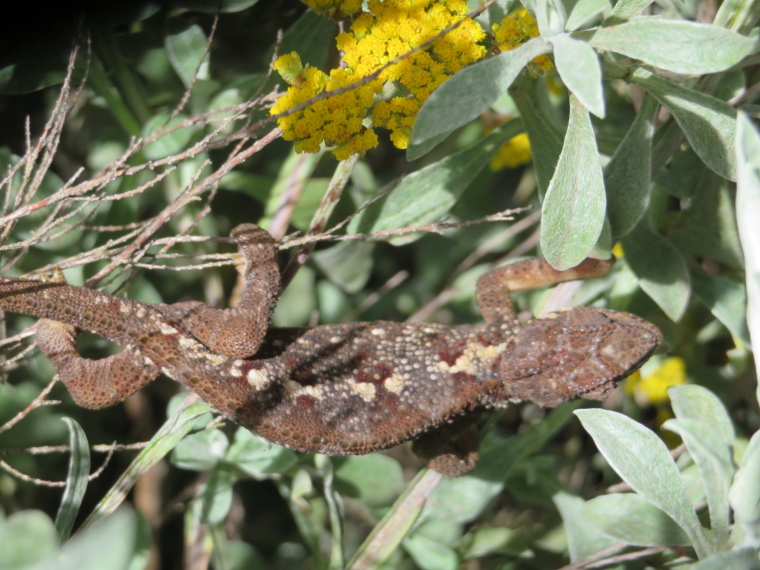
[655,341,670,354]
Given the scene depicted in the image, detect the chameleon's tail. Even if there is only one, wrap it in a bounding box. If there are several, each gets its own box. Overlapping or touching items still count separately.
[0,278,140,345]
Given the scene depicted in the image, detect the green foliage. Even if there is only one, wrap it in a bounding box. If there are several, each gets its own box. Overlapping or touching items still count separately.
[0,0,758,568]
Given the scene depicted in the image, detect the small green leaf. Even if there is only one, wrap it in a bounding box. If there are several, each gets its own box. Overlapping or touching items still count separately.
[0,60,85,95]
[621,219,691,321]
[654,147,706,199]
[565,0,611,31]
[31,509,137,570]
[225,428,297,475]
[199,467,233,525]
[172,429,229,471]
[55,418,90,541]
[403,534,459,570]
[669,385,735,445]
[554,492,618,561]
[313,241,374,294]
[165,22,209,87]
[412,38,550,144]
[663,417,733,549]
[604,94,656,237]
[541,95,606,270]
[691,271,750,348]
[142,112,195,160]
[631,67,737,181]
[680,548,760,570]
[511,80,564,196]
[669,180,745,268]
[729,430,760,548]
[584,494,690,546]
[458,528,516,559]
[736,112,760,378]
[550,35,605,118]
[575,409,712,558]
[349,122,522,245]
[333,455,405,509]
[587,17,757,74]
[0,511,58,569]
[604,0,653,23]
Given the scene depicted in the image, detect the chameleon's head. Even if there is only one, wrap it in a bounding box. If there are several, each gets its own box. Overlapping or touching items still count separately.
[495,306,663,407]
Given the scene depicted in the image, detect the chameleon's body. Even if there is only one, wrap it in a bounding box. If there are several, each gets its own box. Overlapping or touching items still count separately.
[0,225,662,476]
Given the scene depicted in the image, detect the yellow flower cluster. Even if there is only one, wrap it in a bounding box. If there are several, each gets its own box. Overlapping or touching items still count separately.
[492,8,553,74]
[490,132,532,170]
[271,0,485,159]
[626,357,687,406]
[271,53,378,159]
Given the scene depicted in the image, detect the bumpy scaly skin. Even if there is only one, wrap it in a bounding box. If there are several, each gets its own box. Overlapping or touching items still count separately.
[0,225,663,476]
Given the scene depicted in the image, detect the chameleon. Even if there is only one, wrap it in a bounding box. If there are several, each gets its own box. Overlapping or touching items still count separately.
[0,224,662,476]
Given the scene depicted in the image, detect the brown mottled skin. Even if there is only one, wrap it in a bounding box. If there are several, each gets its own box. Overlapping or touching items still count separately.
[0,225,663,476]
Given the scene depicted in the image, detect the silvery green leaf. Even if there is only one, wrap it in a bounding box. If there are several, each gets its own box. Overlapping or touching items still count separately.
[541,96,606,269]
[604,95,656,237]
[412,38,550,144]
[632,68,737,181]
[576,409,713,558]
[736,112,760,384]
[587,17,757,74]
[621,219,691,321]
[550,34,605,117]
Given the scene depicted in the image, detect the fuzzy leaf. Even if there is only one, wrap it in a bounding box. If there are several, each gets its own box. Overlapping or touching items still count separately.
[631,68,737,180]
[622,219,691,321]
[541,96,606,270]
[736,112,760,379]
[576,409,712,558]
[551,35,605,117]
[604,95,656,237]
[584,493,690,546]
[588,18,757,74]
[412,38,550,144]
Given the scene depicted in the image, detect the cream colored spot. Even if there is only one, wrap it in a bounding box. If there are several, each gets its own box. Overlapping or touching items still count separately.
[229,365,242,378]
[437,342,507,374]
[136,308,146,319]
[329,336,342,343]
[119,303,131,314]
[160,323,179,335]
[179,336,207,359]
[384,373,406,394]
[349,380,376,402]
[601,343,618,357]
[205,353,227,366]
[371,328,386,336]
[247,368,269,389]
[285,380,323,400]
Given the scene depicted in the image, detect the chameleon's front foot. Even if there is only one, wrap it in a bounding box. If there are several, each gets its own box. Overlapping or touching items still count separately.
[156,224,280,359]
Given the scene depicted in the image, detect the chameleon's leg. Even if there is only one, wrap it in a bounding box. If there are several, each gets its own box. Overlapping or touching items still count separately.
[411,414,481,477]
[475,257,613,324]
[35,319,160,409]
[157,224,279,359]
